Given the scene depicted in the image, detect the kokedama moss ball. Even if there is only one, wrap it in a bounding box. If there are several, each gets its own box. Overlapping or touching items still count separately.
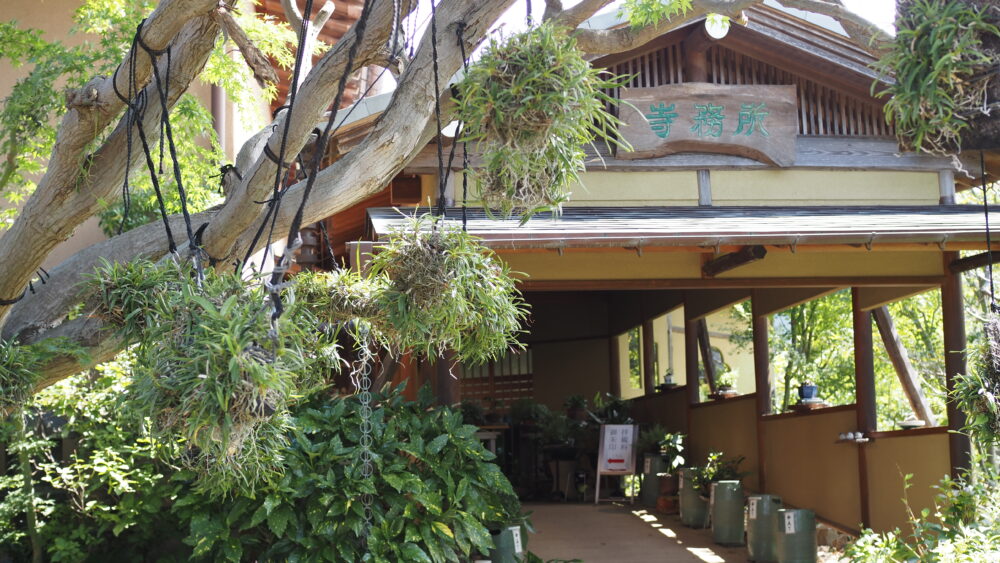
[93,260,341,494]
[456,23,628,220]
[298,214,528,364]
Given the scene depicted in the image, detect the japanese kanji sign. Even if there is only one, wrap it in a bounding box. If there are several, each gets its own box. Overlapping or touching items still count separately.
[597,424,636,473]
[618,84,798,166]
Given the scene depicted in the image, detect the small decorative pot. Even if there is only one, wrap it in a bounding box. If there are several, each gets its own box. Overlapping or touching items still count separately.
[798,384,819,400]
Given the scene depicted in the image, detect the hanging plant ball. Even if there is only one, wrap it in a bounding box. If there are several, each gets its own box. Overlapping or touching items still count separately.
[92,259,341,494]
[956,311,1000,444]
[456,22,629,220]
[298,214,528,364]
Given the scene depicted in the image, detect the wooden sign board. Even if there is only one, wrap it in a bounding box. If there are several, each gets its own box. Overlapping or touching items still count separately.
[595,424,637,504]
[618,83,798,166]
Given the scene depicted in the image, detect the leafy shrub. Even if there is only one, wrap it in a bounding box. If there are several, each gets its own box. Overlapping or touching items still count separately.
[846,471,1000,562]
[874,0,1000,154]
[456,23,628,220]
[954,312,1000,444]
[1,370,525,562]
[690,451,747,496]
[0,337,88,410]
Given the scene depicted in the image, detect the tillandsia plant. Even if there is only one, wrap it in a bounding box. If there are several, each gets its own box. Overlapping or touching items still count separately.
[296,213,529,364]
[91,259,342,494]
[954,311,1000,444]
[0,337,89,411]
[456,22,630,221]
[874,0,1000,154]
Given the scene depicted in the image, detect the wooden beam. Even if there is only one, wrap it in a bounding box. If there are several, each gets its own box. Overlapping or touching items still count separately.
[683,289,752,320]
[751,287,838,316]
[852,287,876,530]
[608,291,684,335]
[609,335,622,397]
[751,297,771,491]
[685,310,700,405]
[942,252,972,475]
[403,137,962,174]
[434,351,459,406]
[697,318,717,394]
[872,307,937,426]
[643,319,656,395]
[519,277,944,292]
[854,285,936,311]
[702,246,768,278]
[697,169,712,206]
[949,251,1000,274]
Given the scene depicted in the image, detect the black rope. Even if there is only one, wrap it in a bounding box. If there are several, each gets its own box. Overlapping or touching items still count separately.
[318,220,337,270]
[431,0,448,216]
[111,26,142,236]
[267,0,376,324]
[241,0,316,273]
[0,289,26,306]
[457,23,470,231]
[982,150,995,310]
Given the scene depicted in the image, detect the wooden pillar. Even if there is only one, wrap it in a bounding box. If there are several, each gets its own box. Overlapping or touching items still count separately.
[642,319,656,395]
[853,288,878,434]
[852,287,876,529]
[608,335,622,397]
[942,252,972,475]
[685,310,700,405]
[434,351,459,406]
[751,295,770,491]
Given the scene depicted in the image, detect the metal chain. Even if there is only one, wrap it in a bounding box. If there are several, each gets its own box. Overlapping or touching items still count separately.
[355,333,375,541]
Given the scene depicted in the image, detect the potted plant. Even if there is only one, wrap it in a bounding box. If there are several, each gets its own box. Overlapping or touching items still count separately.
[712,370,739,399]
[461,400,486,426]
[657,432,685,497]
[798,379,819,401]
[682,451,748,528]
[563,394,588,421]
[483,495,533,563]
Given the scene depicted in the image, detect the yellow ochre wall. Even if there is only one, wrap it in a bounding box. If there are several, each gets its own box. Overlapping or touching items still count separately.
[866,430,951,533]
[711,170,939,206]
[630,388,688,433]
[761,407,863,531]
[565,171,699,207]
[689,396,760,492]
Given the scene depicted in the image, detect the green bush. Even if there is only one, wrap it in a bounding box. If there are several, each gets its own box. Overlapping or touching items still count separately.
[846,471,1000,562]
[0,368,524,562]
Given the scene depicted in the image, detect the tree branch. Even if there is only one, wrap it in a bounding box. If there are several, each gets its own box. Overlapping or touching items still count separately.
[546,0,615,28]
[0,0,218,327]
[773,0,891,54]
[201,0,417,264]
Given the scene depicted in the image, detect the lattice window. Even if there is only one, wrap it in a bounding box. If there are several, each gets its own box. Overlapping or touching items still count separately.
[460,349,534,410]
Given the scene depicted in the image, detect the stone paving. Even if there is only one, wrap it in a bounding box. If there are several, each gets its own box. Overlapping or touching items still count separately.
[524,502,750,562]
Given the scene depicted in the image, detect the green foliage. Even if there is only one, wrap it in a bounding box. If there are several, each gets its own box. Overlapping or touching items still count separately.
[1,372,525,562]
[689,451,747,496]
[456,23,629,221]
[716,369,738,390]
[91,259,341,494]
[954,312,1000,444]
[588,392,633,424]
[636,426,685,470]
[298,214,529,364]
[847,469,1000,562]
[0,337,88,410]
[620,0,693,29]
[874,0,1000,154]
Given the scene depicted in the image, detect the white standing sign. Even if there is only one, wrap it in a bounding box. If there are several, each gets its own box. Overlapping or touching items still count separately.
[595,424,638,504]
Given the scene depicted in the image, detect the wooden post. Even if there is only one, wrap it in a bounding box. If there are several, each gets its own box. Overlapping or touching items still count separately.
[683,27,712,82]
[642,319,656,395]
[949,251,1000,274]
[751,293,771,491]
[685,308,701,404]
[609,335,622,397]
[873,306,937,425]
[942,252,972,475]
[697,318,717,393]
[852,287,876,529]
[434,351,459,406]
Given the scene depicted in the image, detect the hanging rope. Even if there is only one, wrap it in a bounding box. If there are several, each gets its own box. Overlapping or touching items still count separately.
[264,0,376,325]
[457,23,470,231]
[430,0,448,216]
[982,150,996,310]
[241,0,317,273]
